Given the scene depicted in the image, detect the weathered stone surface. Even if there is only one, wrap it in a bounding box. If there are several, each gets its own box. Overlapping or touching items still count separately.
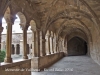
[0,0,100,74]
[0,59,31,75]
[31,52,64,71]
[27,44,30,54]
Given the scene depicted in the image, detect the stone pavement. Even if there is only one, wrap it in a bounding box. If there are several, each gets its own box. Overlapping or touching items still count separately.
[32,56,100,75]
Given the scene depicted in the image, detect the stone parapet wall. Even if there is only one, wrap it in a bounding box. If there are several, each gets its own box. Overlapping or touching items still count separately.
[31,52,64,71]
[0,59,31,75]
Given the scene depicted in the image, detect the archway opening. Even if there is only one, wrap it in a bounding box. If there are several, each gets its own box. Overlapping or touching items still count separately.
[67,36,87,56]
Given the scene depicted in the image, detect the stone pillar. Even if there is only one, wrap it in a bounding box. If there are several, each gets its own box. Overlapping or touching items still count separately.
[16,44,20,54]
[32,31,35,57]
[12,44,15,54]
[23,28,28,59]
[53,33,57,53]
[0,27,3,51]
[56,43,59,53]
[57,40,60,53]
[64,40,68,56]
[62,39,65,52]
[45,30,51,55]
[27,44,29,54]
[20,40,23,55]
[60,40,62,52]
[50,31,54,54]
[4,22,12,63]
[30,44,32,54]
[32,30,40,57]
[40,31,46,56]
[60,39,63,52]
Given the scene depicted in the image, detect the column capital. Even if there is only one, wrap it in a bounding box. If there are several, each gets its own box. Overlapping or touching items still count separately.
[50,31,54,38]
[31,28,41,32]
[42,39,46,42]
[46,31,50,37]
[21,25,28,30]
[6,22,13,25]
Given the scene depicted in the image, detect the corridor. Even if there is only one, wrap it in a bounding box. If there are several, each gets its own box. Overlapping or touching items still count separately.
[32,56,100,75]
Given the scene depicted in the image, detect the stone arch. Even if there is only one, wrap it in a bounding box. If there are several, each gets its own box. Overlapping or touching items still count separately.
[67,31,88,43]
[58,22,93,56]
[0,0,10,17]
[17,12,26,28]
[4,7,11,23]
[30,20,36,31]
[45,9,99,34]
[43,0,100,37]
[57,19,92,42]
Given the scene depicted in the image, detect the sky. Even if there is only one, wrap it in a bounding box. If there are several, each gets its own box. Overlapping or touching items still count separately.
[2,15,31,34]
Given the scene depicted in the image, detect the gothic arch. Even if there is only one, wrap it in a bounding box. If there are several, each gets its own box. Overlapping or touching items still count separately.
[30,20,36,31]
[17,12,26,28]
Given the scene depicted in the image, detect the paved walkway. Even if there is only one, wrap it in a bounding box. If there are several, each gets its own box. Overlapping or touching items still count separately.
[32,56,100,75]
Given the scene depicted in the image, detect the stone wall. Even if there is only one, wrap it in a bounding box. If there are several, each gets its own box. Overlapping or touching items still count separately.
[1,32,32,50]
[31,52,64,71]
[0,59,31,75]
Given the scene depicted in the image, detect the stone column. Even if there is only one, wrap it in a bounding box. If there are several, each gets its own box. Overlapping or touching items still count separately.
[57,40,60,53]
[40,31,46,56]
[0,27,3,51]
[45,30,51,55]
[60,39,63,52]
[12,44,15,54]
[16,44,20,54]
[27,44,29,54]
[62,39,65,52]
[20,40,23,55]
[32,30,40,57]
[58,41,60,52]
[64,40,68,56]
[23,27,28,59]
[60,40,62,52]
[56,44,58,53]
[0,19,3,51]
[50,31,54,54]
[4,22,12,63]
[53,33,57,53]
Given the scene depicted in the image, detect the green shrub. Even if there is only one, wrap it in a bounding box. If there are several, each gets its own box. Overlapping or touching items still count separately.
[0,50,6,62]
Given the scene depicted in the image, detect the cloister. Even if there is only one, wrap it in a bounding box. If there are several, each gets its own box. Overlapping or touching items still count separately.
[0,0,100,75]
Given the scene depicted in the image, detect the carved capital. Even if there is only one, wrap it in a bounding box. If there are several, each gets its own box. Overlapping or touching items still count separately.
[42,39,46,42]
[20,24,28,31]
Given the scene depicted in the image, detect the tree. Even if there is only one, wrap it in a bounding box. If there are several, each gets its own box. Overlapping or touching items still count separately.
[0,50,6,65]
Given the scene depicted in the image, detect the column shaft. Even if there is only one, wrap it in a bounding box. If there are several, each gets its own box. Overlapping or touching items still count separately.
[23,28,28,59]
[0,27,3,51]
[53,36,56,53]
[35,30,40,57]
[32,30,40,57]
[50,37,54,54]
[4,23,12,63]
[40,31,46,56]
[45,35,51,55]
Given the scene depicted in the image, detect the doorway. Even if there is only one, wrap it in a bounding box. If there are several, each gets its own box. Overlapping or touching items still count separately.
[67,37,87,56]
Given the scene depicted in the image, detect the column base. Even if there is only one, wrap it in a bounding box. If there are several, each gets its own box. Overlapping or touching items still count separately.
[23,55,28,59]
[42,53,46,56]
[4,57,12,63]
